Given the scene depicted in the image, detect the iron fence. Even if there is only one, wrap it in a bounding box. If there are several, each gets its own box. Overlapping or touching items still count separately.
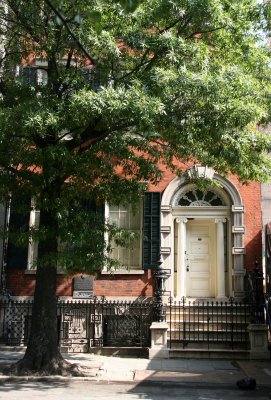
[0,297,155,351]
[0,295,268,352]
[167,297,251,350]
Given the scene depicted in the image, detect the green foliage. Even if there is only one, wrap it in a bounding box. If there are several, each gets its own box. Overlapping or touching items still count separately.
[1,0,271,272]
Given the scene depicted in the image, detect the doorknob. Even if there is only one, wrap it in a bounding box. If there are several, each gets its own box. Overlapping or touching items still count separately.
[186,266,189,272]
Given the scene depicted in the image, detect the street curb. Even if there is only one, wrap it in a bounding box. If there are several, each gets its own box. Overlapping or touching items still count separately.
[1,375,271,390]
[0,375,98,383]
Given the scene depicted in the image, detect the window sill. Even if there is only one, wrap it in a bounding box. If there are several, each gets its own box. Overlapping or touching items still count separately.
[25,269,145,275]
[24,269,66,275]
[24,270,36,274]
[101,269,145,275]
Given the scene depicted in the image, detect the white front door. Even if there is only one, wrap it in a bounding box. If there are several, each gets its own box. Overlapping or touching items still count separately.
[186,219,216,298]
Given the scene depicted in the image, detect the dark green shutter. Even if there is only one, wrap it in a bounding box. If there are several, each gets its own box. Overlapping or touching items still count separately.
[7,198,30,270]
[142,192,161,269]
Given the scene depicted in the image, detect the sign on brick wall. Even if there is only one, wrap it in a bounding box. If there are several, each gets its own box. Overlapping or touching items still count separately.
[73,275,94,298]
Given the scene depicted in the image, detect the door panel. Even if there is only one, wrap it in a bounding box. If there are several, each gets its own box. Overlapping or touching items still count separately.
[186,220,215,297]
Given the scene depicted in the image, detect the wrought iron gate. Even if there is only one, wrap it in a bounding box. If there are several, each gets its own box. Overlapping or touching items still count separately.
[0,298,155,352]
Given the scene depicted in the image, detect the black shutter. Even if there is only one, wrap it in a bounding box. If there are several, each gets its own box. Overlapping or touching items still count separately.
[142,192,161,269]
[22,67,37,85]
[6,198,30,270]
[81,199,104,216]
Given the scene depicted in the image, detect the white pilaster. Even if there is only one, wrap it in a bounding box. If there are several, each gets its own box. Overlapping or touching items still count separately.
[215,218,227,298]
[176,218,188,298]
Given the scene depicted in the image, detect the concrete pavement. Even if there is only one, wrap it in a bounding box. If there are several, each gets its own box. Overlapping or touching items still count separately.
[0,349,270,386]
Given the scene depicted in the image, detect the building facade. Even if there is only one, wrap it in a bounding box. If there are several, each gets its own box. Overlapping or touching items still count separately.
[1,164,262,302]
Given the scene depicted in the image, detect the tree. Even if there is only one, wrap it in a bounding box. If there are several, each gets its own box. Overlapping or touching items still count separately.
[0,0,271,374]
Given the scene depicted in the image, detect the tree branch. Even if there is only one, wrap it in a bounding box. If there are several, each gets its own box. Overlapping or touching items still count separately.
[186,25,227,39]
[44,0,97,66]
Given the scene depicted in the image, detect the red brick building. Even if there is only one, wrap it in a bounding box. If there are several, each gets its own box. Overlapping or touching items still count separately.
[2,163,263,301]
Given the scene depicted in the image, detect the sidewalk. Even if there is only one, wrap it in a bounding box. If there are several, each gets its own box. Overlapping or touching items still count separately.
[0,349,270,385]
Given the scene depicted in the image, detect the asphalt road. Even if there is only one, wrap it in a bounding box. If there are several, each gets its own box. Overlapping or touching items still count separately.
[0,381,271,400]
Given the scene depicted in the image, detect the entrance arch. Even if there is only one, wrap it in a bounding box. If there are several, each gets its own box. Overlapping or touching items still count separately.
[161,170,245,300]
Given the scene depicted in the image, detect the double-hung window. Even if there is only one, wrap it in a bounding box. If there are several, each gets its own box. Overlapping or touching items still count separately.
[106,203,142,271]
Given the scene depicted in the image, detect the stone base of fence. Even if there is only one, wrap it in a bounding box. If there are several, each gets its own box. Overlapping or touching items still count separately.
[149,322,169,359]
[248,324,270,360]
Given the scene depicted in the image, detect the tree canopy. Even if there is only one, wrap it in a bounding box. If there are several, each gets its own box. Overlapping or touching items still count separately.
[1,0,271,273]
[1,0,271,374]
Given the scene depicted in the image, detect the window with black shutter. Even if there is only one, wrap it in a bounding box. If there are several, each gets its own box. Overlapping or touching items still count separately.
[22,67,37,85]
[142,192,161,269]
[21,67,48,86]
[6,198,30,270]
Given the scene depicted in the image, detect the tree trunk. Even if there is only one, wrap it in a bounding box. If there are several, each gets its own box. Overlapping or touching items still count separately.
[19,264,62,374]
[11,209,81,375]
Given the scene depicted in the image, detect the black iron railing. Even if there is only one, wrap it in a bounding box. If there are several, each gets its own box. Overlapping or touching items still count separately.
[245,258,265,324]
[0,297,155,350]
[167,297,250,350]
[264,293,271,334]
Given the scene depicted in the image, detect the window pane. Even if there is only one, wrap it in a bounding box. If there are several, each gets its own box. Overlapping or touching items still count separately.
[108,203,142,269]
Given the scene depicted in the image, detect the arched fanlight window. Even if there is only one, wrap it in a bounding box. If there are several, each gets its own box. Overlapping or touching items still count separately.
[178,189,225,207]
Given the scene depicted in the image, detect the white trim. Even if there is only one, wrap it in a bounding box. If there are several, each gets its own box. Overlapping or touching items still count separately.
[215,218,227,298]
[172,206,230,219]
[160,247,171,254]
[104,202,143,272]
[175,217,188,297]
[161,205,172,213]
[232,205,245,212]
[232,247,246,254]
[232,226,245,233]
[161,226,171,233]
[101,269,145,275]
[172,182,231,207]
[161,171,245,299]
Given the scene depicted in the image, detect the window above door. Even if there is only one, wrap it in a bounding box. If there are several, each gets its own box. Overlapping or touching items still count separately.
[172,183,231,208]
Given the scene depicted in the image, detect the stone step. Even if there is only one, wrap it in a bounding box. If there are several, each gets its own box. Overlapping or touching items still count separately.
[167,319,249,325]
[168,348,250,360]
[168,341,249,349]
[166,309,250,318]
[169,335,248,342]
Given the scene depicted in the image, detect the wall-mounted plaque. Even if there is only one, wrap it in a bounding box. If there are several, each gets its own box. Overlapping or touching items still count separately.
[73,275,94,298]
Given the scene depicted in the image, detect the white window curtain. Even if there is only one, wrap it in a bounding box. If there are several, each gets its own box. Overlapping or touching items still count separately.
[108,204,142,270]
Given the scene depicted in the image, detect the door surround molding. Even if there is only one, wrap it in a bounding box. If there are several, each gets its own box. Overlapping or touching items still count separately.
[161,172,246,300]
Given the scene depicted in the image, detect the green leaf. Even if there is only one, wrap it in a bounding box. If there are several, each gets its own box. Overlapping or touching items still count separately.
[119,0,140,13]
[88,11,101,23]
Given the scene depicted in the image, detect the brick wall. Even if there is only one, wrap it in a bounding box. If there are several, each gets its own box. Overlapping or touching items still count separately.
[232,177,262,272]
[5,168,263,297]
[6,269,154,297]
